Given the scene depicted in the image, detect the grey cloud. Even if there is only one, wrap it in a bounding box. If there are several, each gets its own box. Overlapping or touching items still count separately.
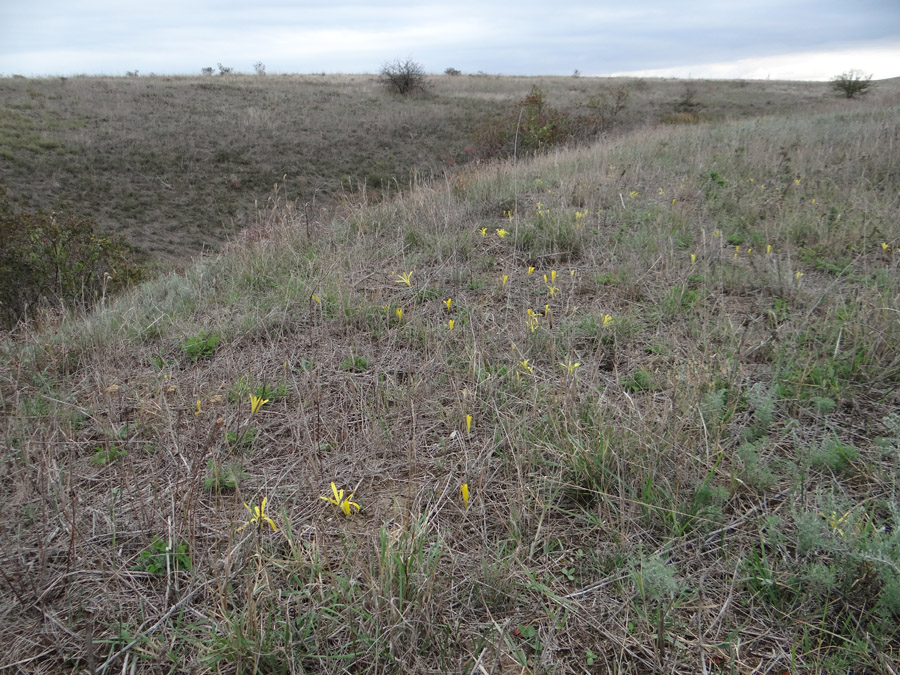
[1,0,898,78]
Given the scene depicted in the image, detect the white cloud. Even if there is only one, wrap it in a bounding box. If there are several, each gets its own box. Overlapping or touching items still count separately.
[610,44,900,81]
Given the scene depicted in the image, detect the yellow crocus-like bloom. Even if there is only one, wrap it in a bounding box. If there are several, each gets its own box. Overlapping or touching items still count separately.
[461,483,470,509]
[250,394,269,415]
[393,271,413,287]
[444,298,452,310]
[238,497,277,531]
[448,319,455,331]
[320,482,360,517]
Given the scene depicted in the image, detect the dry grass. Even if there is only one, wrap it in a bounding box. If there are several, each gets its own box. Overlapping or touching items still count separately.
[0,72,878,265]
[1,86,900,673]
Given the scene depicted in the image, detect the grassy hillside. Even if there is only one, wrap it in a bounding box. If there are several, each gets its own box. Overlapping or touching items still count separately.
[0,73,850,263]
[2,89,900,672]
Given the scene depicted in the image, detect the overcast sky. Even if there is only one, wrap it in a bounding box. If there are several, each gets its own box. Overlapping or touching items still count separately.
[2,1,899,80]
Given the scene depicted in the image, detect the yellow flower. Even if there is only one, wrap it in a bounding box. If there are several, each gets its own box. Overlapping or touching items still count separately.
[602,314,613,326]
[393,271,413,287]
[194,400,203,417]
[526,308,539,332]
[560,359,581,376]
[502,274,509,287]
[238,496,277,531]
[767,244,773,255]
[545,285,558,297]
[461,483,470,509]
[479,227,487,237]
[690,253,696,266]
[320,482,360,517]
[448,319,455,331]
[443,297,452,311]
[496,228,509,239]
[821,510,851,538]
[396,307,403,322]
[551,270,557,284]
[311,293,321,304]
[250,394,269,415]
[466,414,472,433]
[528,266,535,275]
[882,242,890,252]
[629,190,638,199]
[519,359,534,374]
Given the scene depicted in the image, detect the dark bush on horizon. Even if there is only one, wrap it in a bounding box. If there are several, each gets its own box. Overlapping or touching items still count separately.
[379,58,428,95]
[831,70,874,99]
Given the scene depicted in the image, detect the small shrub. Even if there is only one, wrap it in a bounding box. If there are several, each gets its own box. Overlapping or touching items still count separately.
[811,435,859,473]
[737,441,777,492]
[444,67,461,76]
[253,61,266,76]
[181,330,222,361]
[90,445,127,466]
[340,355,369,372]
[622,369,656,393]
[379,58,428,95]
[201,66,214,76]
[217,62,233,76]
[831,70,874,99]
[135,537,191,574]
[204,459,246,492]
[0,189,142,329]
[673,84,702,113]
[226,426,257,453]
[228,375,288,404]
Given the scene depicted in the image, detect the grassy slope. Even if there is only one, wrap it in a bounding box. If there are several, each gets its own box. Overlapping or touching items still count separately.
[1,73,834,263]
[2,88,900,672]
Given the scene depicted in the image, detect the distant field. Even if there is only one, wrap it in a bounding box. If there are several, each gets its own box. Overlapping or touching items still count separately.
[0,73,856,263]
